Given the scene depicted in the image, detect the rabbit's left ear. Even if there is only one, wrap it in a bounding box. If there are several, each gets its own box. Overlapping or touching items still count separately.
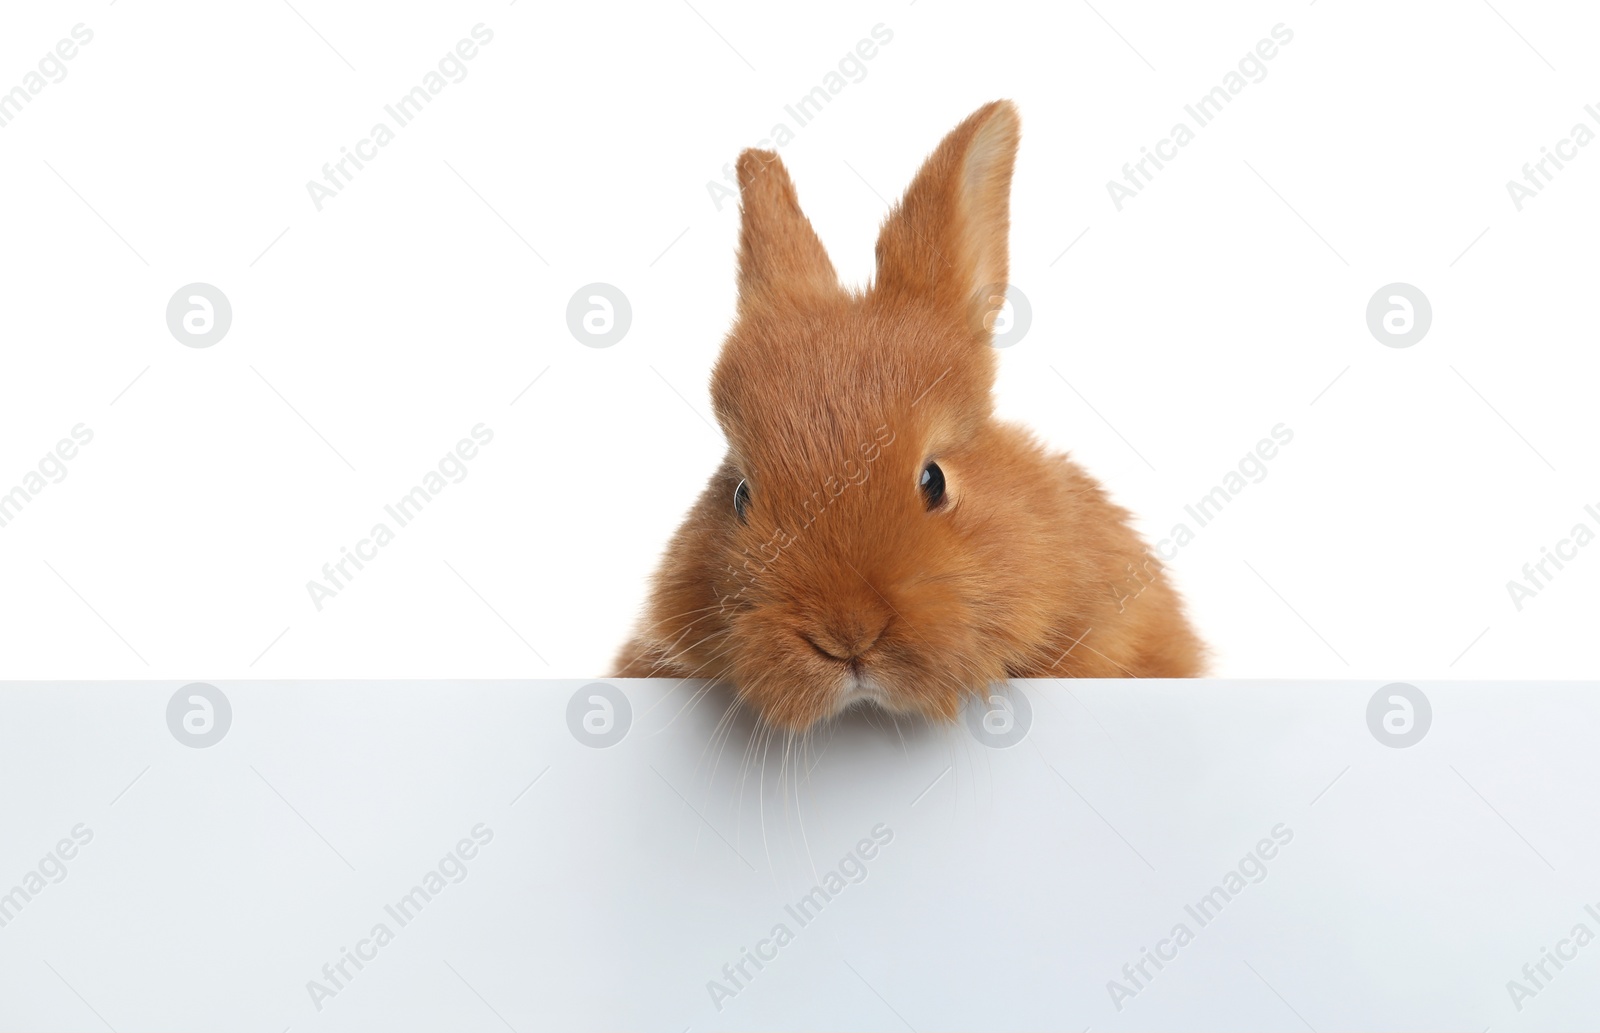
[871,100,1020,339]
[735,148,840,315]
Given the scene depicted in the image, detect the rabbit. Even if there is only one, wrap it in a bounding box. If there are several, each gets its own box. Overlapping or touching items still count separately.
[613,100,1206,730]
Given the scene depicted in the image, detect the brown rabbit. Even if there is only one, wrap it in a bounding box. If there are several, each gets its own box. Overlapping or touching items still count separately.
[614,100,1206,730]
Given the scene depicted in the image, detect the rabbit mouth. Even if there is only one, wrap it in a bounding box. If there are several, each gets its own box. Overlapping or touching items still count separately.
[835,669,891,712]
[794,631,896,715]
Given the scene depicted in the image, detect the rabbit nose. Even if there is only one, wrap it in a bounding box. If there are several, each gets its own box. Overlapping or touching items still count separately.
[804,617,889,663]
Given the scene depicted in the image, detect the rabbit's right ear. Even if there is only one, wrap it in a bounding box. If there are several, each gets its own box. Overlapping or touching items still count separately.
[871,100,1020,339]
[735,149,840,315]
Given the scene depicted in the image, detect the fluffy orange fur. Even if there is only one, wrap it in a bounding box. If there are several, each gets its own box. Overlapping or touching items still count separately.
[613,100,1206,729]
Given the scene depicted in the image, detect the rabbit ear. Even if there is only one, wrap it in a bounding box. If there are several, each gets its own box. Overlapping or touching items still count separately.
[735,148,840,313]
[872,100,1020,338]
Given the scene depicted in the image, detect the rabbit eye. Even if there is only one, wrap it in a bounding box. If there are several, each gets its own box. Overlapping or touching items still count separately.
[733,478,751,522]
[919,462,946,510]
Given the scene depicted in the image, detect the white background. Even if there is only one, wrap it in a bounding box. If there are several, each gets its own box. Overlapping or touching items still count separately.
[0,0,1596,679]
[3,6,1599,1030]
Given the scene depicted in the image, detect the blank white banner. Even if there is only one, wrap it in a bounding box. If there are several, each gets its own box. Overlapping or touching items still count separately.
[1,679,1595,1031]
